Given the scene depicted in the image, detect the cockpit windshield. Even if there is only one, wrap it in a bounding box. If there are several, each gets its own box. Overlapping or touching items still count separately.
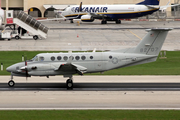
[31,56,38,61]
[64,7,68,11]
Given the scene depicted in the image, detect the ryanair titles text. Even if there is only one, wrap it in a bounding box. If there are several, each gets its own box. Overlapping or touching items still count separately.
[71,7,108,13]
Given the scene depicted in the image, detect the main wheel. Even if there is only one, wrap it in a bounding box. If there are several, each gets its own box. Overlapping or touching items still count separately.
[116,20,121,24]
[15,36,19,40]
[33,35,38,40]
[8,80,15,87]
[101,20,107,24]
[70,20,74,23]
[66,79,73,90]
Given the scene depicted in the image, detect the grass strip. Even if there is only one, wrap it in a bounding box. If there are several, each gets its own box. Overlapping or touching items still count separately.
[0,110,180,120]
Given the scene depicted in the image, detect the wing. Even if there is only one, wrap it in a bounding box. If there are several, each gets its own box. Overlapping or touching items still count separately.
[54,63,87,75]
[159,4,179,11]
[37,16,80,22]
[89,12,108,19]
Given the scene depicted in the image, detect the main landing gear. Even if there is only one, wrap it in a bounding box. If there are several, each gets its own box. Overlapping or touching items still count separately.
[115,19,121,24]
[101,19,121,24]
[101,20,107,24]
[70,20,74,23]
[8,74,15,87]
[66,77,73,90]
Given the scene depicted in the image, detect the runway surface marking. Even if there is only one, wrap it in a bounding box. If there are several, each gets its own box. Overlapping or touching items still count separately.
[1,108,180,110]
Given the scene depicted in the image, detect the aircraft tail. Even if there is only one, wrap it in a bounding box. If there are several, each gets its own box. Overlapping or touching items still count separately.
[133,28,172,56]
[137,0,160,5]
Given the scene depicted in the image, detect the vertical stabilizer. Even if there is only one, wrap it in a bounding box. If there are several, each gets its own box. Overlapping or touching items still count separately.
[137,0,160,5]
[133,28,172,55]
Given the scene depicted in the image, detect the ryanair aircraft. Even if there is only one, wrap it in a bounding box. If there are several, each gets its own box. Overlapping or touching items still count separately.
[61,0,174,24]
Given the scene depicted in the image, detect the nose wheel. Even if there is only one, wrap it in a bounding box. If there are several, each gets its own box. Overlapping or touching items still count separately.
[8,74,15,87]
[66,79,73,90]
[8,80,15,87]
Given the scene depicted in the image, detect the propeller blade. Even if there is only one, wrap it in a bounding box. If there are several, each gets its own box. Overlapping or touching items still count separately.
[24,56,28,79]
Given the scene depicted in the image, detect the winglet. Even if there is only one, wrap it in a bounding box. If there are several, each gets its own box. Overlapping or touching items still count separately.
[78,2,82,12]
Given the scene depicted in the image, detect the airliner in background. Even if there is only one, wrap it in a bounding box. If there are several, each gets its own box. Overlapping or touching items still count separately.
[60,0,177,24]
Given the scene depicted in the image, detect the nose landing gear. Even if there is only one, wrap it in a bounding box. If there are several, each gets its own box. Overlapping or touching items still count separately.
[8,74,15,87]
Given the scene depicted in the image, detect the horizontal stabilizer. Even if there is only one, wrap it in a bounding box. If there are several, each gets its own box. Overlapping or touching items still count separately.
[137,0,160,5]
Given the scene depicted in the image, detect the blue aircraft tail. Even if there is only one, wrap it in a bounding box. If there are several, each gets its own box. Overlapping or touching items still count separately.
[137,0,160,5]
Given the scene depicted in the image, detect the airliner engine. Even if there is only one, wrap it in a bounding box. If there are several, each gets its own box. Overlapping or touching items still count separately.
[81,15,94,22]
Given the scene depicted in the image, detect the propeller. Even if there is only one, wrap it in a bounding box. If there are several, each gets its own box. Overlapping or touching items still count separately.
[24,56,28,80]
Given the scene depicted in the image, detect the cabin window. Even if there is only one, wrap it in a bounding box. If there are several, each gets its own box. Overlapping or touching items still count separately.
[109,56,112,59]
[75,56,80,60]
[57,56,61,61]
[81,56,86,60]
[39,57,44,61]
[63,56,68,61]
[51,56,55,61]
[69,56,74,60]
[90,56,93,59]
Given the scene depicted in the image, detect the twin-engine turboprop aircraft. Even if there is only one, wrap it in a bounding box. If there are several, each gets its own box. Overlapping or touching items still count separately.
[6,28,172,89]
[60,0,176,24]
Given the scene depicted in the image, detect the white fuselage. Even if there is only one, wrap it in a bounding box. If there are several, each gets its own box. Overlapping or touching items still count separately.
[6,52,156,76]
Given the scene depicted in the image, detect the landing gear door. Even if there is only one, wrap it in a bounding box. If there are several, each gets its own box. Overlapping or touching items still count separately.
[6,10,14,24]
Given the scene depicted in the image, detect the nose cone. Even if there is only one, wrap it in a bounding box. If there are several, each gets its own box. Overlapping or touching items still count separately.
[6,62,23,73]
[6,66,13,72]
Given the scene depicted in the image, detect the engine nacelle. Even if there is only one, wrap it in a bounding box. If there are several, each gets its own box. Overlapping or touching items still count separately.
[81,15,94,22]
[160,9,166,13]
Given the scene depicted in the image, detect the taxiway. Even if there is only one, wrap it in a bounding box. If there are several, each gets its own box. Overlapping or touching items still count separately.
[0,20,180,51]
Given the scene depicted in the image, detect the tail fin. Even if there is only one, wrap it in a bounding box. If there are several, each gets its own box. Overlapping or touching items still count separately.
[137,0,160,5]
[133,28,172,55]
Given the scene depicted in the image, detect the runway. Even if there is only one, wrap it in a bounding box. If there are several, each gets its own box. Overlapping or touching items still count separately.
[1,83,180,91]
[1,75,180,91]
[0,76,180,110]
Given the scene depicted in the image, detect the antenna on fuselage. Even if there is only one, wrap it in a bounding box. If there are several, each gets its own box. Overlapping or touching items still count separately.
[93,48,96,52]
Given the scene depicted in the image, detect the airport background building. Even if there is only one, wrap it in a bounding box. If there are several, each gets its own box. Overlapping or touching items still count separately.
[1,0,180,18]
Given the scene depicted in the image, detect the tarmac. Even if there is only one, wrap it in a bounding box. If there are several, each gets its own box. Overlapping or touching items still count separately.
[0,20,180,51]
[1,76,180,110]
